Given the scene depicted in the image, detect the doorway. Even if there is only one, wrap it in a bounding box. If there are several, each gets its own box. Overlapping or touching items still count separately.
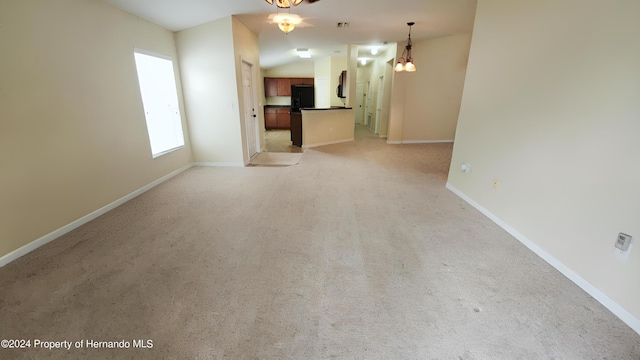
[355,82,365,124]
[375,75,384,134]
[241,60,259,159]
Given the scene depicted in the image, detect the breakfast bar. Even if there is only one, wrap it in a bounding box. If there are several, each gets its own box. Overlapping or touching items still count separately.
[290,107,355,149]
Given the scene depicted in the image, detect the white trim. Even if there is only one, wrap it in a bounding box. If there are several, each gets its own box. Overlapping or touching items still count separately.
[445,182,640,335]
[402,139,453,144]
[302,138,354,149]
[193,161,245,167]
[388,139,454,144]
[0,164,193,268]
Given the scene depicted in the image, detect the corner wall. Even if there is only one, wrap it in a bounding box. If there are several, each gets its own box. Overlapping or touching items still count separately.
[388,34,472,143]
[448,0,640,332]
[176,16,244,165]
[231,16,264,163]
[0,0,193,260]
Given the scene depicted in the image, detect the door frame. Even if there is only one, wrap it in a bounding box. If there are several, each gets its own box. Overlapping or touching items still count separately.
[241,57,260,161]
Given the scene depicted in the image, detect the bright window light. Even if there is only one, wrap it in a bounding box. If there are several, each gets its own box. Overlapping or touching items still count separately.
[133,50,185,158]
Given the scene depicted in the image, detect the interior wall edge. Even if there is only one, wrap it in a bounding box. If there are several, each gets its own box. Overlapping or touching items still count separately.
[0,164,194,268]
[445,182,640,336]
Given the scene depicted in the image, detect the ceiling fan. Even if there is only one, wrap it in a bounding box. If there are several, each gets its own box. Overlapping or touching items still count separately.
[265,0,321,8]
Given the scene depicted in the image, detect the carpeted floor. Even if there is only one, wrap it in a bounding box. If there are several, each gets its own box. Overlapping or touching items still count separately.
[0,125,638,359]
[249,152,302,167]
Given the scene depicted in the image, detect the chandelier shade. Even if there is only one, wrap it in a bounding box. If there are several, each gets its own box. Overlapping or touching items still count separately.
[395,22,417,73]
[265,0,304,8]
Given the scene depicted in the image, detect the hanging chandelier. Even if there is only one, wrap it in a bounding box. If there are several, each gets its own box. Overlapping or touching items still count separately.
[265,0,303,8]
[395,22,416,72]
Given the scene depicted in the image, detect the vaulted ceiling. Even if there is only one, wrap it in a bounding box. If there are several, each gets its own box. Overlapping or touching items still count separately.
[105,0,477,68]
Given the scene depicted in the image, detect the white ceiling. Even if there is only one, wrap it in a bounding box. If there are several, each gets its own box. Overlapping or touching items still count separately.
[105,0,477,69]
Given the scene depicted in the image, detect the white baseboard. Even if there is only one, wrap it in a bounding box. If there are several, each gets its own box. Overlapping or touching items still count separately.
[193,161,245,167]
[388,139,454,144]
[0,164,194,268]
[445,182,640,335]
[302,138,354,149]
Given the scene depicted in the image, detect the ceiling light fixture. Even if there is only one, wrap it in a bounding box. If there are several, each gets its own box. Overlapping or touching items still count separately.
[265,0,303,8]
[395,22,416,72]
[359,58,367,65]
[371,47,378,55]
[297,48,311,58]
[270,13,303,34]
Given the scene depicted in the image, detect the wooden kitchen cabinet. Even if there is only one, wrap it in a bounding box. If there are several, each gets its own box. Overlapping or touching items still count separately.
[276,78,291,96]
[265,77,314,97]
[291,78,314,86]
[264,108,278,129]
[264,107,290,130]
[264,77,278,97]
[276,108,290,129]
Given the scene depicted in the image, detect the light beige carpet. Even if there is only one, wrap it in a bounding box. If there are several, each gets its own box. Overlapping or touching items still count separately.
[0,125,638,359]
[250,151,302,166]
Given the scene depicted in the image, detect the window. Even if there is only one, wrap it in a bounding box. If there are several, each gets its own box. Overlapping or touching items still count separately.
[133,49,185,158]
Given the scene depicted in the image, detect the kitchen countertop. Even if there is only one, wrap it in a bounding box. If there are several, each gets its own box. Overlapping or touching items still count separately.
[264,105,290,109]
[301,107,352,111]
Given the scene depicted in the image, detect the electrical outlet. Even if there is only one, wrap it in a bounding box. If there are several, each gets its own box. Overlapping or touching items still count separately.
[615,233,632,251]
[461,163,471,173]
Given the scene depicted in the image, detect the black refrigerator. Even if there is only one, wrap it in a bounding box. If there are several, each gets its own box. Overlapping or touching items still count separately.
[290,85,314,113]
[290,85,314,147]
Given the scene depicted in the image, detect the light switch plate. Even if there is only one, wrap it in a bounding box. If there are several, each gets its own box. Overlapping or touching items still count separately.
[615,233,632,251]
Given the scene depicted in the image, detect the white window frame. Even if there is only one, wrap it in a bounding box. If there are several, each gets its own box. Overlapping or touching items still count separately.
[133,48,185,158]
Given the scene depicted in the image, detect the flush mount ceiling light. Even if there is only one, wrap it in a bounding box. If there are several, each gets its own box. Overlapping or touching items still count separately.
[395,22,417,72]
[297,48,311,58]
[265,0,303,8]
[268,13,303,34]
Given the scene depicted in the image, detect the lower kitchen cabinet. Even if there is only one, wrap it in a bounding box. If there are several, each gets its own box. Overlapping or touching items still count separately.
[276,108,290,129]
[264,108,277,129]
[264,107,290,130]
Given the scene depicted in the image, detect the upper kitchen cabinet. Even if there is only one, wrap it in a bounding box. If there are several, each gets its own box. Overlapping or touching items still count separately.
[291,78,315,86]
[264,77,314,97]
[276,78,291,96]
[264,77,278,97]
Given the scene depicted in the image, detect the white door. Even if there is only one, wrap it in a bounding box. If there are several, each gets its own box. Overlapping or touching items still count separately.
[375,76,384,134]
[355,82,364,124]
[365,81,373,128]
[242,61,258,159]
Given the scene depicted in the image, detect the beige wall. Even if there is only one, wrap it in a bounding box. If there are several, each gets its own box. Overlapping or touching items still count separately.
[176,17,244,165]
[313,57,332,108]
[330,57,348,107]
[264,61,314,78]
[448,0,640,326]
[0,0,193,259]
[231,16,263,163]
[345,45,358,108]
[301,109,355,148]
[388,35,472,142]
